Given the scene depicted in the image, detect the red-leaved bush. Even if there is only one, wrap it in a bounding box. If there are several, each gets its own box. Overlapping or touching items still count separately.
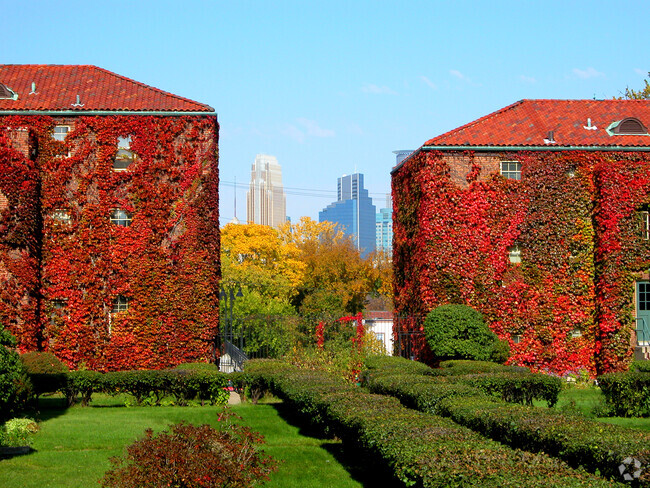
[101,413,277,488]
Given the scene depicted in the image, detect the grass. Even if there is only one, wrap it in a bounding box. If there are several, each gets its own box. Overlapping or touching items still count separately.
[535,383,650,431]
[0,395,385,488]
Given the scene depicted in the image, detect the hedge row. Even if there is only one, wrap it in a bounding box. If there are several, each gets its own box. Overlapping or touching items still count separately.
[363,356,650,486]
[245,359,620,488]
[365,356,562,407]
[29,369,230,407]
[599,372,650,417]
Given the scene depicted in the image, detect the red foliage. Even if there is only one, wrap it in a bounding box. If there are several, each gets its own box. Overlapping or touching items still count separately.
[315,321,325,350]
[392,150,650,375]
[0,114,219,370]
[101,416,277,488]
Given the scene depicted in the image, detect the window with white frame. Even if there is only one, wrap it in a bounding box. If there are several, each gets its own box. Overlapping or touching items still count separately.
[500,161,521,180]
[52,126,69,142]
[52,125,71,157]
[110,209,132,227]
[508,244,522,264]
[113,135,136,171]
[512,334,522,344]
[111,295,129,313]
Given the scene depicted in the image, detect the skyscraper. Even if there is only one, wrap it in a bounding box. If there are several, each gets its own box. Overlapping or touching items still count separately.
[376,194,393,253]
[319,173,376,258]
[246,154,287,228]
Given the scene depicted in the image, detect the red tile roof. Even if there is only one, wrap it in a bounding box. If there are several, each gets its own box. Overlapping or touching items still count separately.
[0,65,214,113]
[424,99,650,148]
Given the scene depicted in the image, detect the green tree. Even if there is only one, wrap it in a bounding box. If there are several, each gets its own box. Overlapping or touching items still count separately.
[0,324,32,421]
[423,304,509,363]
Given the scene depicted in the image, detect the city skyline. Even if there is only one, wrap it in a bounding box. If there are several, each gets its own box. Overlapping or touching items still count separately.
[319,173,376,258]
[246,154,287,228]
[3,1,649,226]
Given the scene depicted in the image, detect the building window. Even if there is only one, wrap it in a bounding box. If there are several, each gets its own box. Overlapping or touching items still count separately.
[570,329,582,338]
[52,209,71,224]
[113,136,136,171]
[641,211,650,240]
[608,117,649,136]
[512,334,522,344]
[508,244,522,264]
[52,126,69,142]
[500,161,521,180]
[110,209,132,227]
[49,299,67,325]
[111,295,129,313]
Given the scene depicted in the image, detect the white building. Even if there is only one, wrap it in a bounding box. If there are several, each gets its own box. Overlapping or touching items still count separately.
[246,154,287,228]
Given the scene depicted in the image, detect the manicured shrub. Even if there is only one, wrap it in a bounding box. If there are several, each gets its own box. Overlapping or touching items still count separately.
[245,360,617,487]
[0,325,32,421]
[174,362,219,372]
[0,418,38,447]
[19,351,69,374]
[423,304,508,362]
[438,359,529,374]
[598,371,650,417]
[362,355,650,484]
[629,361,650,373]
[64,370,103,406]
[101,415,277,488]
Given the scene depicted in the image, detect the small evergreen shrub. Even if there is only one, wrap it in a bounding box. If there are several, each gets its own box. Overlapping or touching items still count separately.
[101,414,277,488]
[20,351,69,374]
[598,371,650,417]
[423,304,509,362]
[0,418,38,447]
[0,325,32,421]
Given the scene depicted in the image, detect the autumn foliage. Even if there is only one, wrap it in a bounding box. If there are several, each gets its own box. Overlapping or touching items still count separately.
[392,149,650,375]
[0,114,219,370]
[102,415,277,488]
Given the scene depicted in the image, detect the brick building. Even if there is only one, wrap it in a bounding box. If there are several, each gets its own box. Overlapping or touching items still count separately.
[0,65,220,370]
[391,99,650,374]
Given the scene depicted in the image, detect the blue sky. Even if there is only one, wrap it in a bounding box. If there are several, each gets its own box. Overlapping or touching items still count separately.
[2,0,648,225]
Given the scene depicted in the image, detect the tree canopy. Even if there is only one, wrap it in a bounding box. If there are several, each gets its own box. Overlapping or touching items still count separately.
[620,72,650,99]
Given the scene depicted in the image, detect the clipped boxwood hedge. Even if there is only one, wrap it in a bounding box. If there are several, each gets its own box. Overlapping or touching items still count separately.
[598,371,650,417]
[245,359,620,487]
[29,369,230,407]
[364,356,650,486]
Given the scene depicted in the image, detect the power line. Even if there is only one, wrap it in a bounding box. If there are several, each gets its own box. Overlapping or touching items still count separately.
[219,180,391,199]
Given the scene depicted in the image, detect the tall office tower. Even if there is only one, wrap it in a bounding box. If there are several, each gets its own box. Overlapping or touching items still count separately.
[246,154,287,228]
[393,150,413,165]
[376,193,393,253]
[319,173,376,258]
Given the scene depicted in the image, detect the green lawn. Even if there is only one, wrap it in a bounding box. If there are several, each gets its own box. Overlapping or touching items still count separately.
[0,396,384,488]
[538,384,650,431]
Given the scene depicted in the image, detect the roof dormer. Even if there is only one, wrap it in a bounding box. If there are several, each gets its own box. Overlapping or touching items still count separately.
[607,117,648,136]
[0,83,17,100]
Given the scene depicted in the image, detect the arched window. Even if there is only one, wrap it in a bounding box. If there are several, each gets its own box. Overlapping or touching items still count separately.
[608,117,649,135]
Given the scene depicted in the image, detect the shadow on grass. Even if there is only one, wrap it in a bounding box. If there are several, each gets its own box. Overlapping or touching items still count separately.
[270,402,402,488]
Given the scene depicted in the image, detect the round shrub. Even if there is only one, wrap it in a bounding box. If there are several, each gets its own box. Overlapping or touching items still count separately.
[101,415,277,488]
[20,351,69,374]
[423,304,506,362]
[0,325,32,421]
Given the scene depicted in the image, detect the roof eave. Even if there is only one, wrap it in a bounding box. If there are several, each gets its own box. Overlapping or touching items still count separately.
[0,109,217,117]
[390,144,650,174]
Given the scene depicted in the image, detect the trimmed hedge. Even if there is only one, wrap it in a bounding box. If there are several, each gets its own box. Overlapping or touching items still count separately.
[28,369,230,407]
[364,356,650,486]
[365,356,561,407]
[245,359,620,487]
[599,371,650,417]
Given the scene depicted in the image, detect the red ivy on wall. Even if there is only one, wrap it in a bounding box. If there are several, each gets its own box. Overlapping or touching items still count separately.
[0,114,219,371]
[392,149,650,375]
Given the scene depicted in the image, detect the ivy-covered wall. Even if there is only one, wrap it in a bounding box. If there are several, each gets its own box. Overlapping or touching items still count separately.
[392,149,650,375]
[0,114,220,370]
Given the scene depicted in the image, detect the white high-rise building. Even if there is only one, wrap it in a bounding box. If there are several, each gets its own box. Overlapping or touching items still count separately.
[246,154,287,228]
